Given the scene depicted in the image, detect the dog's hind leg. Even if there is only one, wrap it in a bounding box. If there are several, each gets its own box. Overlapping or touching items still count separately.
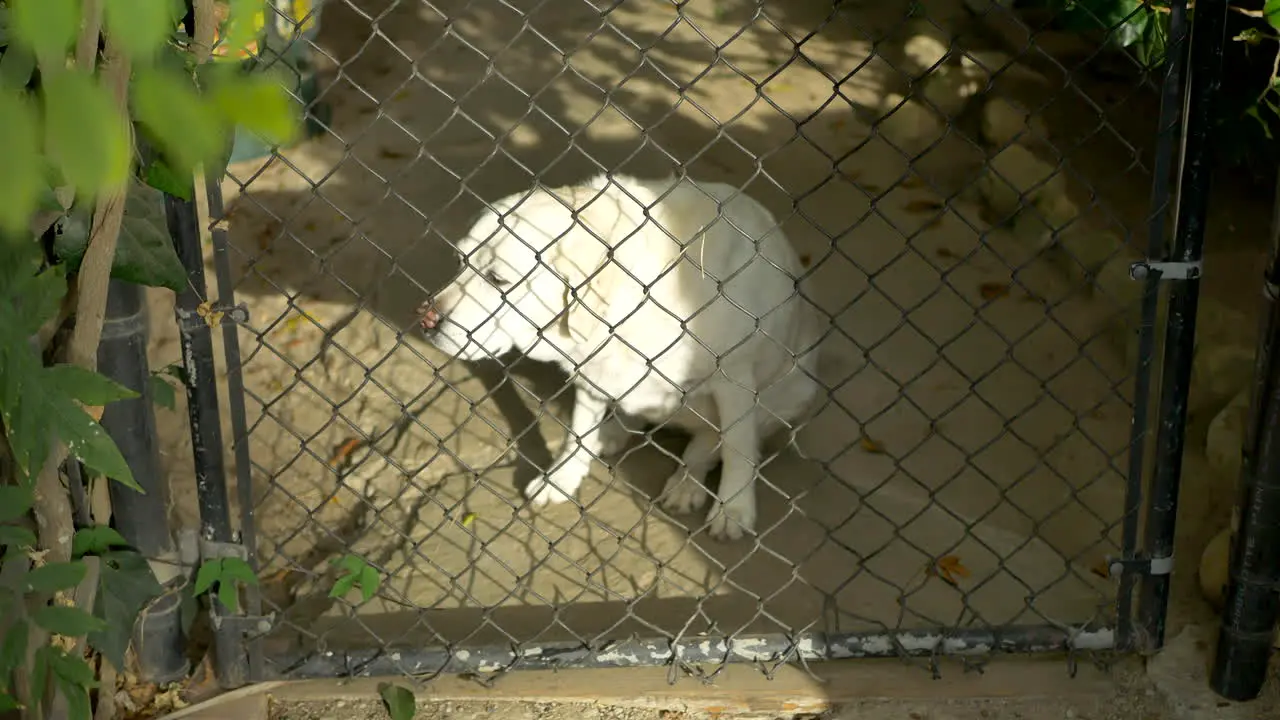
[658,430,720,515]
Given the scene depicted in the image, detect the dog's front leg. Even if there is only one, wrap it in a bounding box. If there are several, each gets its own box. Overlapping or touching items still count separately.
[707,379,759,540]
[525,386,610,508]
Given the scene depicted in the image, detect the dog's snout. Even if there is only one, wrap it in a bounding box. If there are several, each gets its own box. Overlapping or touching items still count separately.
[417,298,443,332]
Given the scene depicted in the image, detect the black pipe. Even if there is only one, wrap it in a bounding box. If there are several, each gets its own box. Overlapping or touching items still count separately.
[165,192,247,688]
[1117,0,1189,653]
[1137,0,1231,649]
[98,279,174,558]
[1208,173,1280,701]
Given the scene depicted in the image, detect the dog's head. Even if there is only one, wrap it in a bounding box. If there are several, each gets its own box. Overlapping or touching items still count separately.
[420,187,621,362]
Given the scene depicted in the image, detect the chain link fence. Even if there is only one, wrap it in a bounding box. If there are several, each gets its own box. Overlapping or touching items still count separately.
[164,0,1207,683]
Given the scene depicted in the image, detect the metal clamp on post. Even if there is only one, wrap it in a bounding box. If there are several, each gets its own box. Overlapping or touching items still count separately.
[176,301,251,334]
[1108,554,1174,578]
[1129,261,1203,281]
[197,539,274,635]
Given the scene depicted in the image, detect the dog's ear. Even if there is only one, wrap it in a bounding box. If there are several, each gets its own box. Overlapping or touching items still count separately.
[549,187,626,345]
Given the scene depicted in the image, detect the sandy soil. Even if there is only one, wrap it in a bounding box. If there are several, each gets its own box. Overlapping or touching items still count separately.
[139,0,1270,688]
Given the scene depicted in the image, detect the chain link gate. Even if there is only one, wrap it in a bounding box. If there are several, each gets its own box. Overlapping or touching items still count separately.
[169,0,1227,686]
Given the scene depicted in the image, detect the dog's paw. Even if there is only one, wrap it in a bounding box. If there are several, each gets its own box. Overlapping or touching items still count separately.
[524,472,582,508]
[659,470,709,514]
[706,497,756,541]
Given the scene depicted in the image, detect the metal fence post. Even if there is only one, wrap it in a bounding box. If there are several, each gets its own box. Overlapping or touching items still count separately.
[165,191,251,688]
[1209,170,1280,701]
[1136,0,1231,651]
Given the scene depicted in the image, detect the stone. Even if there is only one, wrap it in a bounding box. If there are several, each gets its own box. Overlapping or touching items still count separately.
[976,143,1066,219]
[902,28,952,76]
[981,96,1050,149]
[920,64,984,118]
[1200,525,1231,611]
[1206,389,1250,481]
[1192,344,1256,412]
[876,93,946,157]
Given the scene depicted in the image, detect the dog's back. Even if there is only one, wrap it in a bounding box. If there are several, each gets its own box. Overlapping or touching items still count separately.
[567,174,823,430]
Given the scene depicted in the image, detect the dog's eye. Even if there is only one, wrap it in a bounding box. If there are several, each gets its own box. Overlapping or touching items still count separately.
[484,270,511,288]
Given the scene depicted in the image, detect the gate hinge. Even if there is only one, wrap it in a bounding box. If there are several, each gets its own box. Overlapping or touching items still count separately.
[1107,554,1173,577]
[198,539,272,634]
[1129,261,1202,281]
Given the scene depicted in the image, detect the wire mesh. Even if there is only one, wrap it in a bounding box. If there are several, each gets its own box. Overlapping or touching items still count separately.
[191,0,1183,681]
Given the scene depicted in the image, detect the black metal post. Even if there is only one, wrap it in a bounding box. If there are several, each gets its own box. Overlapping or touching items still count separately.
[1208,172,1280,701]
[1117,0,1189,652]
[1137,0,1230,649]
[165,192,248,687]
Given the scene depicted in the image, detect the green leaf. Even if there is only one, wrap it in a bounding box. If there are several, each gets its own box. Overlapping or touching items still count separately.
[51,393,141,492]
[336,553,365,574]
[25,561,88,593]
[0,619,29,679]
[9,0,80,59]
[358,564,381,603]
[217,578,240,613]
[90,550,163,669]
[1266,0,1280,31]
[0,525,37,548]
[45,364,140,406]
[132,66,228,179]
[150,373,177,410]
[32,605,109,636]
[72,525,130,557]
[142,158,194,201]
[0,692,19,712]
[222,0,269,56]
[0,88,43,232]
[52,179,188,291]
[0,44,36,89]
[328,573,357,599]
[55,674,92,720]
[29,646,51,718]
[219,557,259,586]
[0,485,33,523]
[42,70,131,197]
[102,0,182,59]
[48,649,98,687]
[378,682,417,720]
[208,70,300,147]
[193,559,222,596]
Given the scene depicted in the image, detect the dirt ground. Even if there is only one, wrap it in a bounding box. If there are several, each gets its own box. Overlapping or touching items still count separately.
[142,0,1275,708]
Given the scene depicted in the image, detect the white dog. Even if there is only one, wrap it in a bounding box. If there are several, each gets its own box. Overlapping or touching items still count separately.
[418,174,824,539]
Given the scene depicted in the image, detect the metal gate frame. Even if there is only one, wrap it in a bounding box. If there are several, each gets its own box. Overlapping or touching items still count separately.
[164,0,1235,687]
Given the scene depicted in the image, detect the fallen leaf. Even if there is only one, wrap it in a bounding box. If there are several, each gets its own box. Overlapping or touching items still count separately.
[979,282,1010,301]
[900,176,925,189]
[303,221,318,232]
[329,437,363,467]
[84,405,105,422]
[461,512,477,528]
[935,247,959,259]
[859,435,885,454]
[379,148,410,160]
[800,254,812,267]
[829,118,847,132]
[863,183,883,194]
[393,90,411,102]
[904,198,945,213]
[1090,559,1111,579]
[934,555,971,585]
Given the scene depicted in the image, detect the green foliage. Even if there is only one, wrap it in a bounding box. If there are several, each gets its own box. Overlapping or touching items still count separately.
[0,0,299,233]
[193,557,259,613]
[148,362,187,411]
[1038,0,1167,67]
[330,553,382,604]
[71,525,129,558]
[53,179,188,292]
[378,682,418,720]
[91,549,164,668]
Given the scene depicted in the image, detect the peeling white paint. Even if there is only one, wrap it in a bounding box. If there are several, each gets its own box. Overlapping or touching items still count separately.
[455,650,470,661]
